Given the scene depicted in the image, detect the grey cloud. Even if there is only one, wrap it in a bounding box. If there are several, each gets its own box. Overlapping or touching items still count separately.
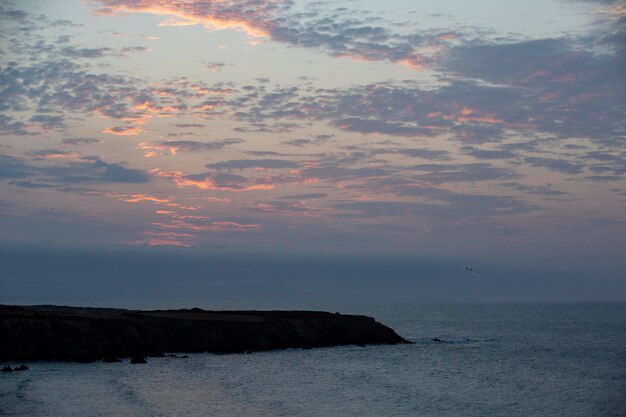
[581,151,624,162]
[10,5,621,158]
[233,122,302,133]
[0,154,34,178]
[333,118,435,137]
[61,138,101,146]
[244,151,287,156]
[451,125,504,143]
[227,80,520,142]
[246,200,326,217]
[564,216,626,235]
[435,192,540,217]
[183,172,247,189]
[588,164,626,176]
[50,19,80,28]
[443,37,625,144]
[398,148,450,160]
[281,134,333,147]
[29,149,75,158]
[29,114,65,129]
[0,16,191,130]
[93,0,452,69]
[266,3,461,69]
[524,157,585,174]
[0,115,28,135]
[1,9,31,21]
[282,138,313,147]
[119,46,148,56]
[206,159,299,171]
[499,182,568,197]
[561,0,623,5]
[412,163,516,184]
[156,138,244,152]
[279,193,327,200]
[92,159,148,183]
[0,54,190,131]
[173,123,206,128]
[203,61,227,73]
[583,175,623,182]
[357,177,543,219]
[0,153,149,185]
[582,151,626,176]
[42,157,149,184]
[333,189,539,221]
[8,180,55,188]
[333,200,421,219]
[60,46,113,59]
[461,146,518,160]
[301,165,389,182]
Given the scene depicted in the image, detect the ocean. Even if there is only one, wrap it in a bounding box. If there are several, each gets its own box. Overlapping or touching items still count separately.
[1,302,625,416]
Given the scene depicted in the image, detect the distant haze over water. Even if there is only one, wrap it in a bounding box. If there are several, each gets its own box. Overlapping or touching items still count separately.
[1,247,624,304]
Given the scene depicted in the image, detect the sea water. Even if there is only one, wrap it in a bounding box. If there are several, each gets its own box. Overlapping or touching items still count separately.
[1,303,625,416]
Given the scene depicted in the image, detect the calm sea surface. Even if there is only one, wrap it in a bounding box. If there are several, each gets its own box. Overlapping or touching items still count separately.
[1,303,625,416]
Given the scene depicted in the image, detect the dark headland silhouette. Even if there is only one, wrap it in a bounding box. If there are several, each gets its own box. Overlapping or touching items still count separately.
[0,305,411,362]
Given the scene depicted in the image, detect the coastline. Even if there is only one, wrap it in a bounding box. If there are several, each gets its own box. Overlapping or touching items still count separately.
[0,305,411,362]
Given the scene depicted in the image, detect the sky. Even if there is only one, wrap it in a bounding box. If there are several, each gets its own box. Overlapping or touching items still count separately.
[0,0,625,303]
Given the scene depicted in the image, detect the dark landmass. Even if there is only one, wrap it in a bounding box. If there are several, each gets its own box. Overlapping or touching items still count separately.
[0,305,411,362]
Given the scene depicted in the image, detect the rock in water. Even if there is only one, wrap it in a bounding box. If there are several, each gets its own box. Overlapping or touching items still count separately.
[130,355,147,364]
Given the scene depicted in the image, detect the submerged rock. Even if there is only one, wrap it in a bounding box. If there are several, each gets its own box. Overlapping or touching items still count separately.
[14,364,28,371]
[166,354,189,359]
[1,365,12,373]
[130,355,147,364]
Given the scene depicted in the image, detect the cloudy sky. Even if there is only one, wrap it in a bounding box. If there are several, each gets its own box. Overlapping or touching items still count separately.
[0,0,625,302]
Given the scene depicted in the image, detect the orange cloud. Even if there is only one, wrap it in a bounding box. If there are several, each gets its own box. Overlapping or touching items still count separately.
[155,211,210,220]
[92,0,277,38]
[438,33,457,40]
[104,192,200,211]
[132,101,178,116]
[143,230,195,238]
[151,219,261,232]
[595,4,626,18]
[117,194,170,204]
[178,176,274,191]
[437,106,505,126]
[138,142,178,157]
[30,151,86,163]
[102,125,144,136]
[460,107,474,116]
[151,169,275,192]
[397,57,427,71]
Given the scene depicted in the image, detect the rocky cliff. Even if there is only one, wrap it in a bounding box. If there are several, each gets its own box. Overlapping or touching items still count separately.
[0,305,410,362]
